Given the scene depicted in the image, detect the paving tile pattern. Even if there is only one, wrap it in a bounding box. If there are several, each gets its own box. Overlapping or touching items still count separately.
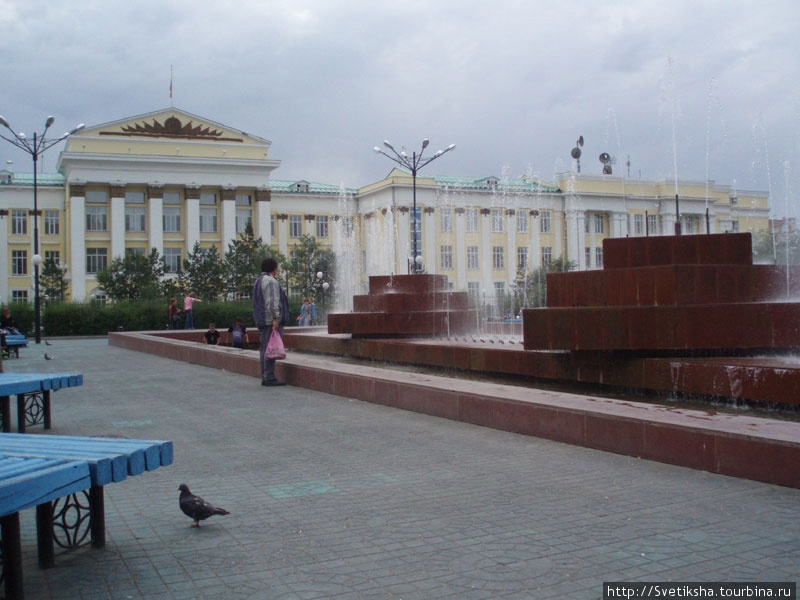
[6,339,800,599]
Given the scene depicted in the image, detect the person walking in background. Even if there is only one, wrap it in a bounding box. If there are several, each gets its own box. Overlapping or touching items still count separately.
[184,292,201,329]
[253,258,289,386]
[228,317,249,349]
[299,298,310,326]
[308,297,318,326]
[168,298,181,329]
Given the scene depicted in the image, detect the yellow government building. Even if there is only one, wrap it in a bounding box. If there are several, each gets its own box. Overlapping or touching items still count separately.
[0,108,770,306]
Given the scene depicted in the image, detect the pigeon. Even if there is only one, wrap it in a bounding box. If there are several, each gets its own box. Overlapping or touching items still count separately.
[44,353,54,360]
[178,484,230,527]
[45,340,52,346]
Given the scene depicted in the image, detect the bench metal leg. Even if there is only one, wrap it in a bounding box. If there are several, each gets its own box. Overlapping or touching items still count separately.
[1,511,25,600]
[0,396,9,433]
[16,395,25,434]
[89,486,105,549]
[36,502,55,569]
[43,391,51,430]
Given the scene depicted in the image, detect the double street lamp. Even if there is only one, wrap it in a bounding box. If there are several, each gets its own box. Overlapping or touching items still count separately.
[373,139,455,273]
[0,115,85,343]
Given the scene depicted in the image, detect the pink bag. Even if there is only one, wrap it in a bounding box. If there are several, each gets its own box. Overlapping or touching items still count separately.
[265,329,286,360]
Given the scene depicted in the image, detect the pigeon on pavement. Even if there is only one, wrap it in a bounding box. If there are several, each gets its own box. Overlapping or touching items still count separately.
[44,353,54,360]
[178,484,230,527]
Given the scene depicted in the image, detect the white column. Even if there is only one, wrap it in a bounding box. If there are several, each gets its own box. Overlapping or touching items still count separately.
[69,191,86,301]
[278,216,288,257]
[455,209,466,290]
[565,210,579,267]
[148,194,163,255]
[425,209,436,275]
[255,190,271,243]
[397,209,410,273]
[222,196,236,252]
[506,211,517,284]
[185,197,200,253]
[530,210,541,270]
[0,211,8,303]
[110,192,125,259]
[481,211,492,299]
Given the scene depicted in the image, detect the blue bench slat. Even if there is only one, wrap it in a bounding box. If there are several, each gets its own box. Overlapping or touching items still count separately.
[0,449,115,485]
[0,373,83,396]
[0,458,92,516]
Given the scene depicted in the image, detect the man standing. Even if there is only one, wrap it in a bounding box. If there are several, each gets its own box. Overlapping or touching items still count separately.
[253,258,288,386]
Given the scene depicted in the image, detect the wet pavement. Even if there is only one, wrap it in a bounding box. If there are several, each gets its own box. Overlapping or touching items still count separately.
[5,338,799,599]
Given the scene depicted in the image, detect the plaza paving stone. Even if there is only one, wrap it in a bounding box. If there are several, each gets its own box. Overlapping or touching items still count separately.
[4,338,799,599]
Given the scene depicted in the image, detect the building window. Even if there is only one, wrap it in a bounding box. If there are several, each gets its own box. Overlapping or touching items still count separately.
[199,208,218,233]
[634,214,644,235]
[466,208,479,233]
[86,248,108,274]
[163,207,181,233]
[517,247,529,271]
[11,250,27,275]
[86,206,108,232]
[440,245,453,270]
[163,191,181,205]
[517,211,528,233]
[11,290,28,302]
[647,214,658,235]
[236,209,252,234]
[540,211,551,233]
[342,216,355,238]
[467,246,479,270]
[289,215,302,237]
[235,193,252,206]
[44,210,60,235]
[126,247,145,257]
[492,246,504,270]
[467,281,480,296]
[494,281,505,303]
[199,192,217,205]
[595,214,605,234]
[85,190,108,203]
[541,247,553,266]
[163,248,181,273]
[595,247,604,268]
[585,247,592,268]
[125,206,146,232]
[125,191,145,204]
[683,216,695,235]
[409,207,422,257]
[271,215,275,238]
[11,210,27,235]
[440,208,452,233]
[45,250,60,264]
[491,209,504,233]
[316,215,329,238]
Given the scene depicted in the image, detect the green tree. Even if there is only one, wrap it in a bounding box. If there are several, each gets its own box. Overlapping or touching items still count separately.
[223,221,284,298]
[281,234,335,301]
[511,255,576,310]
[182,242,225,300]
[96,249,165,301]
[753,227,800,265]
[40,257,69,301]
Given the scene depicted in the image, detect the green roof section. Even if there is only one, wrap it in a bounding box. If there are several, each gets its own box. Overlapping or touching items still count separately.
[0,172,66,186]
[270,179,357,195]
[433,174,561,193]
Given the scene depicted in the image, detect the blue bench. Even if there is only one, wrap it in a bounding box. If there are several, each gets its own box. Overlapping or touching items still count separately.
[0,372,84,433]
[1,331,28,359]
[0,434,173,599]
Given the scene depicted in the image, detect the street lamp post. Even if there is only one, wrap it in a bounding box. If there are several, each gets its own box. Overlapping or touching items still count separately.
[373,139,455,273]
[0,115,84,343]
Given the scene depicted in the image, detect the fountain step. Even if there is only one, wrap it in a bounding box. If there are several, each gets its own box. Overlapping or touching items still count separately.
[523,302,800,351]
[368,274,449,295]
[547,264,800,307]
[353,291,468,313]
[604,232,753,269]
[328,310,478,336]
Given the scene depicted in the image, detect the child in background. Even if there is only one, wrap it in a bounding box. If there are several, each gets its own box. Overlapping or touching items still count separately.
[204,322,220,345]
[228,317,249,349]
[184,292,202,329]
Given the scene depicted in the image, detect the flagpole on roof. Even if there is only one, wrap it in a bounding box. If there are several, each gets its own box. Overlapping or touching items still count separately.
[170,65,174,106]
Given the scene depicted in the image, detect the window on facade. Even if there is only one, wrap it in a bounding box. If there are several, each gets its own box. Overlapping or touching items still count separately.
[467,246,479,270]
[440,208,452,233]
[466,209,479,233]
[595,247,604,268]
[199,208,218,233]
[271,215,275,238]
[595,214,605,234]
[440,245,453,270]
[85,190,108,203]
[44,210,59,235]
[540,211,551,233]
[316,215,329,238]
[86,248,108,274]
[647,214,658,235]
[126,247,145,257]
[163,247,181,273]
[45,250,60,264]
[236,209,252,235]
[11,250,27,275]
[585,247,592,268]
[163,207,181,233]
[163,191,181,205]
[494,282,505,302]
[125,191,145,204]
[235,194,252,206]
[125,206,146,232]
[11,210,27,235]
[517,247,529,271]
[199,192,217,205]
[11,290,28,302]
[541,247,553,266]
[492,246,504,270]
[467,281,480,301]
[634,214,644,235]
[289,215,302,237]
[683,217,694,235]
[409,208,422,256]
[491,209,504,233]
[730,220,740,233]
[517,211,528,233]
[86,206,108,232]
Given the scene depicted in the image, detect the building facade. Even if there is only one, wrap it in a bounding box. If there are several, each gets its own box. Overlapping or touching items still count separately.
[0,108,771,306]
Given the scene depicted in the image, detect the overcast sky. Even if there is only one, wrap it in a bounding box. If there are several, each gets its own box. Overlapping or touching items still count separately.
[1,0,798,215]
